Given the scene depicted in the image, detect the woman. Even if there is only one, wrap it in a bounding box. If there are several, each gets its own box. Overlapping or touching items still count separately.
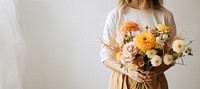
[0,0,25,89]
[100,0,176,89]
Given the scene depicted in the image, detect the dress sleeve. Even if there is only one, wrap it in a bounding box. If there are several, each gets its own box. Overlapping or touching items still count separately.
[167,13,177,38]
[100,11,117,63]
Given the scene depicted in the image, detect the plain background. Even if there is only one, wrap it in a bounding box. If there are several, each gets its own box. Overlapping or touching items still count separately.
[18,0,200,89]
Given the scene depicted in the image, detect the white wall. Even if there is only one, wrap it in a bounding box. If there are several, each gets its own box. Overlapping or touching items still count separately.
[165,0,200,89]
[18,0,200,89]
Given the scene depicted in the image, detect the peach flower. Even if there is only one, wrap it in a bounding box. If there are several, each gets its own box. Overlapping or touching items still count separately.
[120,21,140,33]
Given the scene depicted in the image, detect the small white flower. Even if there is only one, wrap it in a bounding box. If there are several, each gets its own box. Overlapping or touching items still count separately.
[163,54,173,65]
[151,55,162,67]
[156,36,162,42]
[156,34,168,43]
[162,34,169,39]
[172,40,184,53]
[123,42,137,61]
[146,49,157,58]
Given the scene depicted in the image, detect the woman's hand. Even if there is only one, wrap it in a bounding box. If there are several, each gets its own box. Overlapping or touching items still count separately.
[126,70,147,83]
[141,64,174,82]
[141,69,163,82]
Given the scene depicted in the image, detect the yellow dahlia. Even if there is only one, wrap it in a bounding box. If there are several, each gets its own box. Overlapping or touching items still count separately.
[120,21,139,33]
[157,24,170,33]
[135,32,156,52]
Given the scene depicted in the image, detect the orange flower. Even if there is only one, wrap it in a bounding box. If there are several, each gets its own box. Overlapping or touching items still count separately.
[135,32,156,52]
[120,21,139,33]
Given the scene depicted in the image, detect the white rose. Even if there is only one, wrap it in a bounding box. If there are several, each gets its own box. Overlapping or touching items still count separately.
[146,49,157,58]
[151,55,162,67]
[163,54,173,65]
[172,40,184,53]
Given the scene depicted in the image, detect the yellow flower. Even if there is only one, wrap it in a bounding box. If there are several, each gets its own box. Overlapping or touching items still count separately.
[157,24,170,33]
[120,21,139,33]
[116,51,123,61]
[135,32,156,52]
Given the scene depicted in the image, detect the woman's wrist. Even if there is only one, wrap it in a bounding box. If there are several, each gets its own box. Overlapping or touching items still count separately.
[153,63,173,75]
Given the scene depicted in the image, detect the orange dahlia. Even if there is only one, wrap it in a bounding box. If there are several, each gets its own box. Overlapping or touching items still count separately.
[135,32,156,52]
[120,21,139,33]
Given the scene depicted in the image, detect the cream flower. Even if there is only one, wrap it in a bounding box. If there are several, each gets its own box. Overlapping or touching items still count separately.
[146,49,157,58]
[163,54,174,65]
[122,42,137,61]
[172,40,184,53]
[151,55,162,67]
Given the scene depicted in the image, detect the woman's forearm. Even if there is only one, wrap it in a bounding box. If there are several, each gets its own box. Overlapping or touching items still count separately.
[157,63,174,73]
[102,58,128,75]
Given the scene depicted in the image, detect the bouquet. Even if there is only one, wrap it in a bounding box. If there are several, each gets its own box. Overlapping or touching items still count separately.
[100,21,193,89]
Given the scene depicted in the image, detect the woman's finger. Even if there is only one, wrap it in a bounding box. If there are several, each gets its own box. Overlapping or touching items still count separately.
[141,70,155,75]
[133,71,147,79]
[144,78,152,82]
[142,71,158,78]
[135,76,144,83]
[129,71,144,83]
[144,76,157,82]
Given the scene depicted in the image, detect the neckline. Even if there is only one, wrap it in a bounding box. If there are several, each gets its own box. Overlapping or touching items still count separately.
[128,6,152,12]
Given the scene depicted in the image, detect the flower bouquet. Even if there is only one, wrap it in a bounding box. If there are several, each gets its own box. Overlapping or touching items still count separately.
[100,21,193,89]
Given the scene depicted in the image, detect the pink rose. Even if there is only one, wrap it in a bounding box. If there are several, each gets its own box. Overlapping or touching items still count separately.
[122,42,137,62]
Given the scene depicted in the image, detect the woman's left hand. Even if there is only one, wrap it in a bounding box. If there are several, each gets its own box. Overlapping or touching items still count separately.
[141,64,173,82]
[141,68,164,82]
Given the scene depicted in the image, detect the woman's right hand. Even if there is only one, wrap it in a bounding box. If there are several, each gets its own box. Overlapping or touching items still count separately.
[126,70,147,83]
[102,58,146,83]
